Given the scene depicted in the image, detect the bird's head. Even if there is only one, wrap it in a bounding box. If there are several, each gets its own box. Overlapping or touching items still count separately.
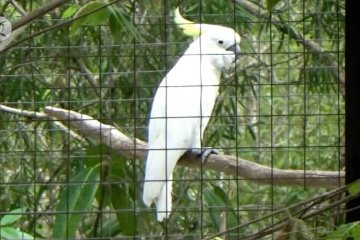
[199,27,241,69]
[174,8,241,69]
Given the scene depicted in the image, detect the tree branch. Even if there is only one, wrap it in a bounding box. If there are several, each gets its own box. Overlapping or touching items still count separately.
[235,0,345,97]
[9,0,27,16]
[0,0,122,55]
[44,106,344,188]
[10,0,67,31]
[0,104,47,118]
[0,0,67,53]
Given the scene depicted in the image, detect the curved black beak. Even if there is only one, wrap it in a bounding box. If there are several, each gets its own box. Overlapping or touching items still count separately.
[226,44,241,60]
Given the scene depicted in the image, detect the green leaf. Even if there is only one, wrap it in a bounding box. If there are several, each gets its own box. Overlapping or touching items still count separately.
[107,150,136,236]
[0,208,24,226]
[348,179,360,196]
[85,144,107,168]
[109,11,123,41]
[53,165,100,238]
[204,186,226,228]
[267,0,282,10]
[110,184,135,236]
[203,184,240,229]
[213,185,238,227]
[281,188,308,205]
[70,1,110,36]
[0,227,34,240]
[62,5,79,19]
[84,144,136,236]
[83,8,110,26]
[108,5,141,41]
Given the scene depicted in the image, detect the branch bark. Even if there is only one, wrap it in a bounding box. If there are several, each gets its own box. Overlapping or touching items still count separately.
[44,106,344,188]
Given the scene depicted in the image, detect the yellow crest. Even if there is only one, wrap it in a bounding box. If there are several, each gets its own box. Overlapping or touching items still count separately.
[174,7,239,43]
[174,7,213,39]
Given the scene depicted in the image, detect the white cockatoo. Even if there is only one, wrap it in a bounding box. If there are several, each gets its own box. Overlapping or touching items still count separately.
[143,8,241,221]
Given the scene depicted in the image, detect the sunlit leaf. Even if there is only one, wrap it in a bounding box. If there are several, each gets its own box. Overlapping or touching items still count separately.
[0,227,34,240]
[0,208,24,226]
[70,1,110,36]
[62,5,79,19]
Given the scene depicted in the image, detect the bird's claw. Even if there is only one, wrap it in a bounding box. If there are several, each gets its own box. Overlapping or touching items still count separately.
[188,147,220,163]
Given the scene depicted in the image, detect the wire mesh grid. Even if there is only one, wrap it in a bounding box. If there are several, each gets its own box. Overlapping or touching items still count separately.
[0,0,347,239]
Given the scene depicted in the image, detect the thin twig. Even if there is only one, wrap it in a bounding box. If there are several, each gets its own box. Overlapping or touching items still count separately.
[9,0,27,16]
[202,185,346,239]
[72,57,101,98]
[0,104,48,118]
[0,104,83,141]
[203,183,358,240]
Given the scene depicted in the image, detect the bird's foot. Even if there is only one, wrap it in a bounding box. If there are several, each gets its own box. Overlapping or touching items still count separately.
[188,147,220,163]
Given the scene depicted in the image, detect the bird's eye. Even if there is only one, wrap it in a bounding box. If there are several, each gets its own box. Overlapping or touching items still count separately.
[218,40,224,44]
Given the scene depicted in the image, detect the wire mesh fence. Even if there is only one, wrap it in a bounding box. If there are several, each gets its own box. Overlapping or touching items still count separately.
[0,0,348,239]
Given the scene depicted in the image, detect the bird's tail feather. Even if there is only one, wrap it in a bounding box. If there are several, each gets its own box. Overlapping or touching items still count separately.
[143,149,183,202]
[143,149,185,220]
[156,174,173,221]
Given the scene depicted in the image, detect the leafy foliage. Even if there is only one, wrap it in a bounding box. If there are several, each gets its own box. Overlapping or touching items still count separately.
[0,209,34,239]
[325,221,360,240]
[53,164,100,238]
[0,0,344,238]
